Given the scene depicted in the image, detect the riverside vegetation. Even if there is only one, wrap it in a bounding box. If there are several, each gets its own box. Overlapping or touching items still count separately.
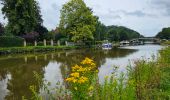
[22,46,170,100]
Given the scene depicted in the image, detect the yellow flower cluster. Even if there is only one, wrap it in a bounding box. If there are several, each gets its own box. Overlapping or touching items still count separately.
[66,57,98,84]
[81,57,96,67]
[66,75,88,83]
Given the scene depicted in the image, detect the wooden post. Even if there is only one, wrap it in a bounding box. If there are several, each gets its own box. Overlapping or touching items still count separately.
[24,56,27,63]
[24,40,27,47]
[51,39,54,46]
[51,53,54,59]
[57,40,60,46]
[44,39,46,46]
[35,56,38,62]
[44,54,47,61]
[65,41,68,46]
[34,40,37,46]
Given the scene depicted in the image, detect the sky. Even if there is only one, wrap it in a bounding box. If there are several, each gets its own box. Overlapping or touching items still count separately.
[0,0,170,37]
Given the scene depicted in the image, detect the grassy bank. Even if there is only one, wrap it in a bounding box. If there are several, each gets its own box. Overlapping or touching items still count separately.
[161,41,170,45]
[23,46,170,100]
[0,46,80,55]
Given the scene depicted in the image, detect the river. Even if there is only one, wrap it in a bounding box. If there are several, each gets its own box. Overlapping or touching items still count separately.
[0,44,163,99]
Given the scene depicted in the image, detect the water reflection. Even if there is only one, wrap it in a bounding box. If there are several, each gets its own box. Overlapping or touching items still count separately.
[0,45,162,99]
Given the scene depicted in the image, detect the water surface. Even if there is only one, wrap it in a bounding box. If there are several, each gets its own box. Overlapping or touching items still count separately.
[0,45,163,99]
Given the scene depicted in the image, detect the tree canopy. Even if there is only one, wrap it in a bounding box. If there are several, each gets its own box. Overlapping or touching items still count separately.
[1,0,43,36]
[59,0,97,42]
[94,22,142,42]
[156,27,170,40]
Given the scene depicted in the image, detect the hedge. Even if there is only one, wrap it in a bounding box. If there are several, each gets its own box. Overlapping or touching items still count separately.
[0,36,24,47]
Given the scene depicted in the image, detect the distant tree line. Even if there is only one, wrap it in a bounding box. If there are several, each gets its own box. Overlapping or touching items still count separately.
[94,20,143,42]
[156,27,170,40]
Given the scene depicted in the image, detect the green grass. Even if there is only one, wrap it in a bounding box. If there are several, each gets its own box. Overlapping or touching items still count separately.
[0,46,79,54]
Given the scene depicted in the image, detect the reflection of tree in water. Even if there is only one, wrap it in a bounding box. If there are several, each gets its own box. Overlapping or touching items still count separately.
[0,57,48,100]
[54,48,137,84]
[0,48,137,99]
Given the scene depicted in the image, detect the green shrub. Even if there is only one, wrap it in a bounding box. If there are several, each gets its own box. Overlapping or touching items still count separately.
[0,36,24,47]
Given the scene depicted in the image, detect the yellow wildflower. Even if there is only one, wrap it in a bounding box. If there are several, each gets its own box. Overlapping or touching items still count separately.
[70,72,80,78]
[78,76,88,84]
[81,57,94,65]
[72,78,77,83]
[72,64,80,71]
[77,67,87,72]
[66,77,74,82]
[66,77,77,83]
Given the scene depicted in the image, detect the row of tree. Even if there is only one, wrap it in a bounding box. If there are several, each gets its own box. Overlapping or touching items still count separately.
[94,21,143,42]
[0,0,143,44]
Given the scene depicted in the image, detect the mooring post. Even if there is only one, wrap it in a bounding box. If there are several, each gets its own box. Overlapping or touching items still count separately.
[34,40,37,46]
[44,39,46,46]
[51,39,54,46]
[24,40,27,47]
[57,40,60,46]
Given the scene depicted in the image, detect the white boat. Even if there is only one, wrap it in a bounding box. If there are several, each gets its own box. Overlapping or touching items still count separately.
[102,43,112,50]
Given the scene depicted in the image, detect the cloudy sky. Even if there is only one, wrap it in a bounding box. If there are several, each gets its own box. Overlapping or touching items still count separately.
[0,0,170,36]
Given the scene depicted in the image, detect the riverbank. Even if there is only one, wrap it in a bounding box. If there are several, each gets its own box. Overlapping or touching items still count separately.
[0,46,80,55]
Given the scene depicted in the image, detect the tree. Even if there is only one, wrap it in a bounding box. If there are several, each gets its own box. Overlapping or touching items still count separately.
[59,0,97,42]
[156,27,170,39]
[34,25,48,41]
[0,23,4,36]
[94,20,107,41]
[1,0,43,36]
[105,25,141,41]
[45,31,56,40]
[22,32,39,42]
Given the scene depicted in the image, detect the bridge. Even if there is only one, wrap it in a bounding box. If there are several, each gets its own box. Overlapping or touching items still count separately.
[130,37,160,44]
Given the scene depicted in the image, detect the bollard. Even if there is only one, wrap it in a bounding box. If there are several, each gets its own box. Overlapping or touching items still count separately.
[24,40,27,47]
[34,40,37,46]
[44,39,46,46]
[51,39,54,46]
[57,40,60,46]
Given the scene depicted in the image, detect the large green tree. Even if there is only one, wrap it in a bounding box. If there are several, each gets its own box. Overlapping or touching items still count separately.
[59,0,97,42]
[94,20,107,41]
[1,0,42,36]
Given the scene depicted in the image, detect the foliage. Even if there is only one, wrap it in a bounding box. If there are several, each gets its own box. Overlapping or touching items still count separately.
[45,31,56,40]
[0,23,4,36]
[34,25,48,41]
[106,25,142,41]
[0,36,24,47]
[161,40,170,45]
[94,22,143,42]
[94,20,107,41]
[1,0,43,36]
[66,57,98,99]
[59,0,97,42]
[22,32,39,42]
[156,27,170,39]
